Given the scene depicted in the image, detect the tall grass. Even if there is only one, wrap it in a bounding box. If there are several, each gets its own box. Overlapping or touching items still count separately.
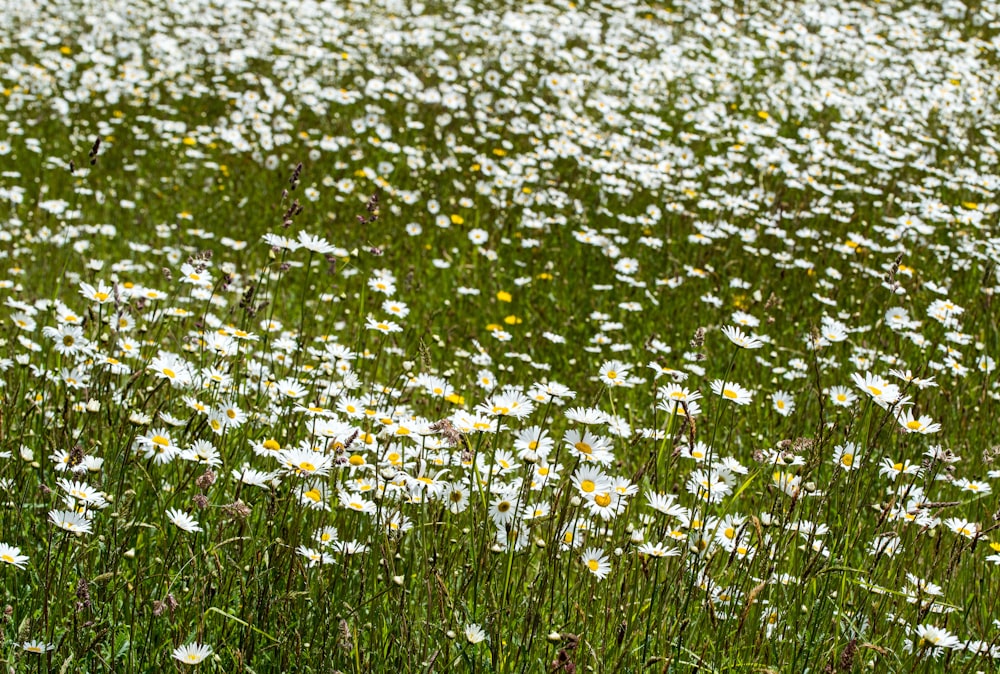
[0,0,999,671]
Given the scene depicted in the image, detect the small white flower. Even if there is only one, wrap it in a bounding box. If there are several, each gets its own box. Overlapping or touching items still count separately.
[172,642,213,665]
[465,623,487,644]
[166,508,203,534]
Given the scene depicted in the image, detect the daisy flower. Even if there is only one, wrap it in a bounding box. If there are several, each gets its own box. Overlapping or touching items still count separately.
[278,449,333,477]
[850,371,900,407]
[0,543,29,569]
[57,479,106,506]
[79,280,114,304]
[135,428,181,465]
[731,310,760,328]
[679,441,711,462]
[771,391,795,416]
[166,508,203,534]
[314,526,339,547]
[580,547,611,580]
[564,406,608,425]
[869,534,903,557]
[879,458,922,480]
[21,640,55,654]
[442,483,470,513]
[172,642,213,665]
[646,492,688,519]
[952,478,991,495]
[828,385,857,408]
[584,491,624,520]
[895,409,941,434]
[721,325,764,349]
[943,518,978,539]
[297,545,333,567]
[338,489,377,515]
[710,380,753,405]
[465,623,487,644]
[488,492,520,527]
[562,429,613,464]
[296,231,336,255]
[366,316,403,334]
[571,465,612,499]
[831,443,861,471]
[598,359,632,387]
[148,353,194,388]
[49,510,93,535]
[911,624,961,656]
[637,541,680,558]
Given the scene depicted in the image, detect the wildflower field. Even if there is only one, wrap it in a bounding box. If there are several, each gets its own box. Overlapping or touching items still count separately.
[1,0,1000,670]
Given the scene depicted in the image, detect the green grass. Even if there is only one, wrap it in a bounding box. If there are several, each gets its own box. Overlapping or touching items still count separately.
[0,0,999,671]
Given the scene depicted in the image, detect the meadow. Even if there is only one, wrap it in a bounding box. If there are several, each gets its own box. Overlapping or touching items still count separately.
[1,0,999,670]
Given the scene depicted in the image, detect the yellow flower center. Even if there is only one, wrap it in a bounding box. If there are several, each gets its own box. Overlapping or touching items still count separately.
[575,442,592,455]
[152,435,169,447]
[594,493,612,507]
